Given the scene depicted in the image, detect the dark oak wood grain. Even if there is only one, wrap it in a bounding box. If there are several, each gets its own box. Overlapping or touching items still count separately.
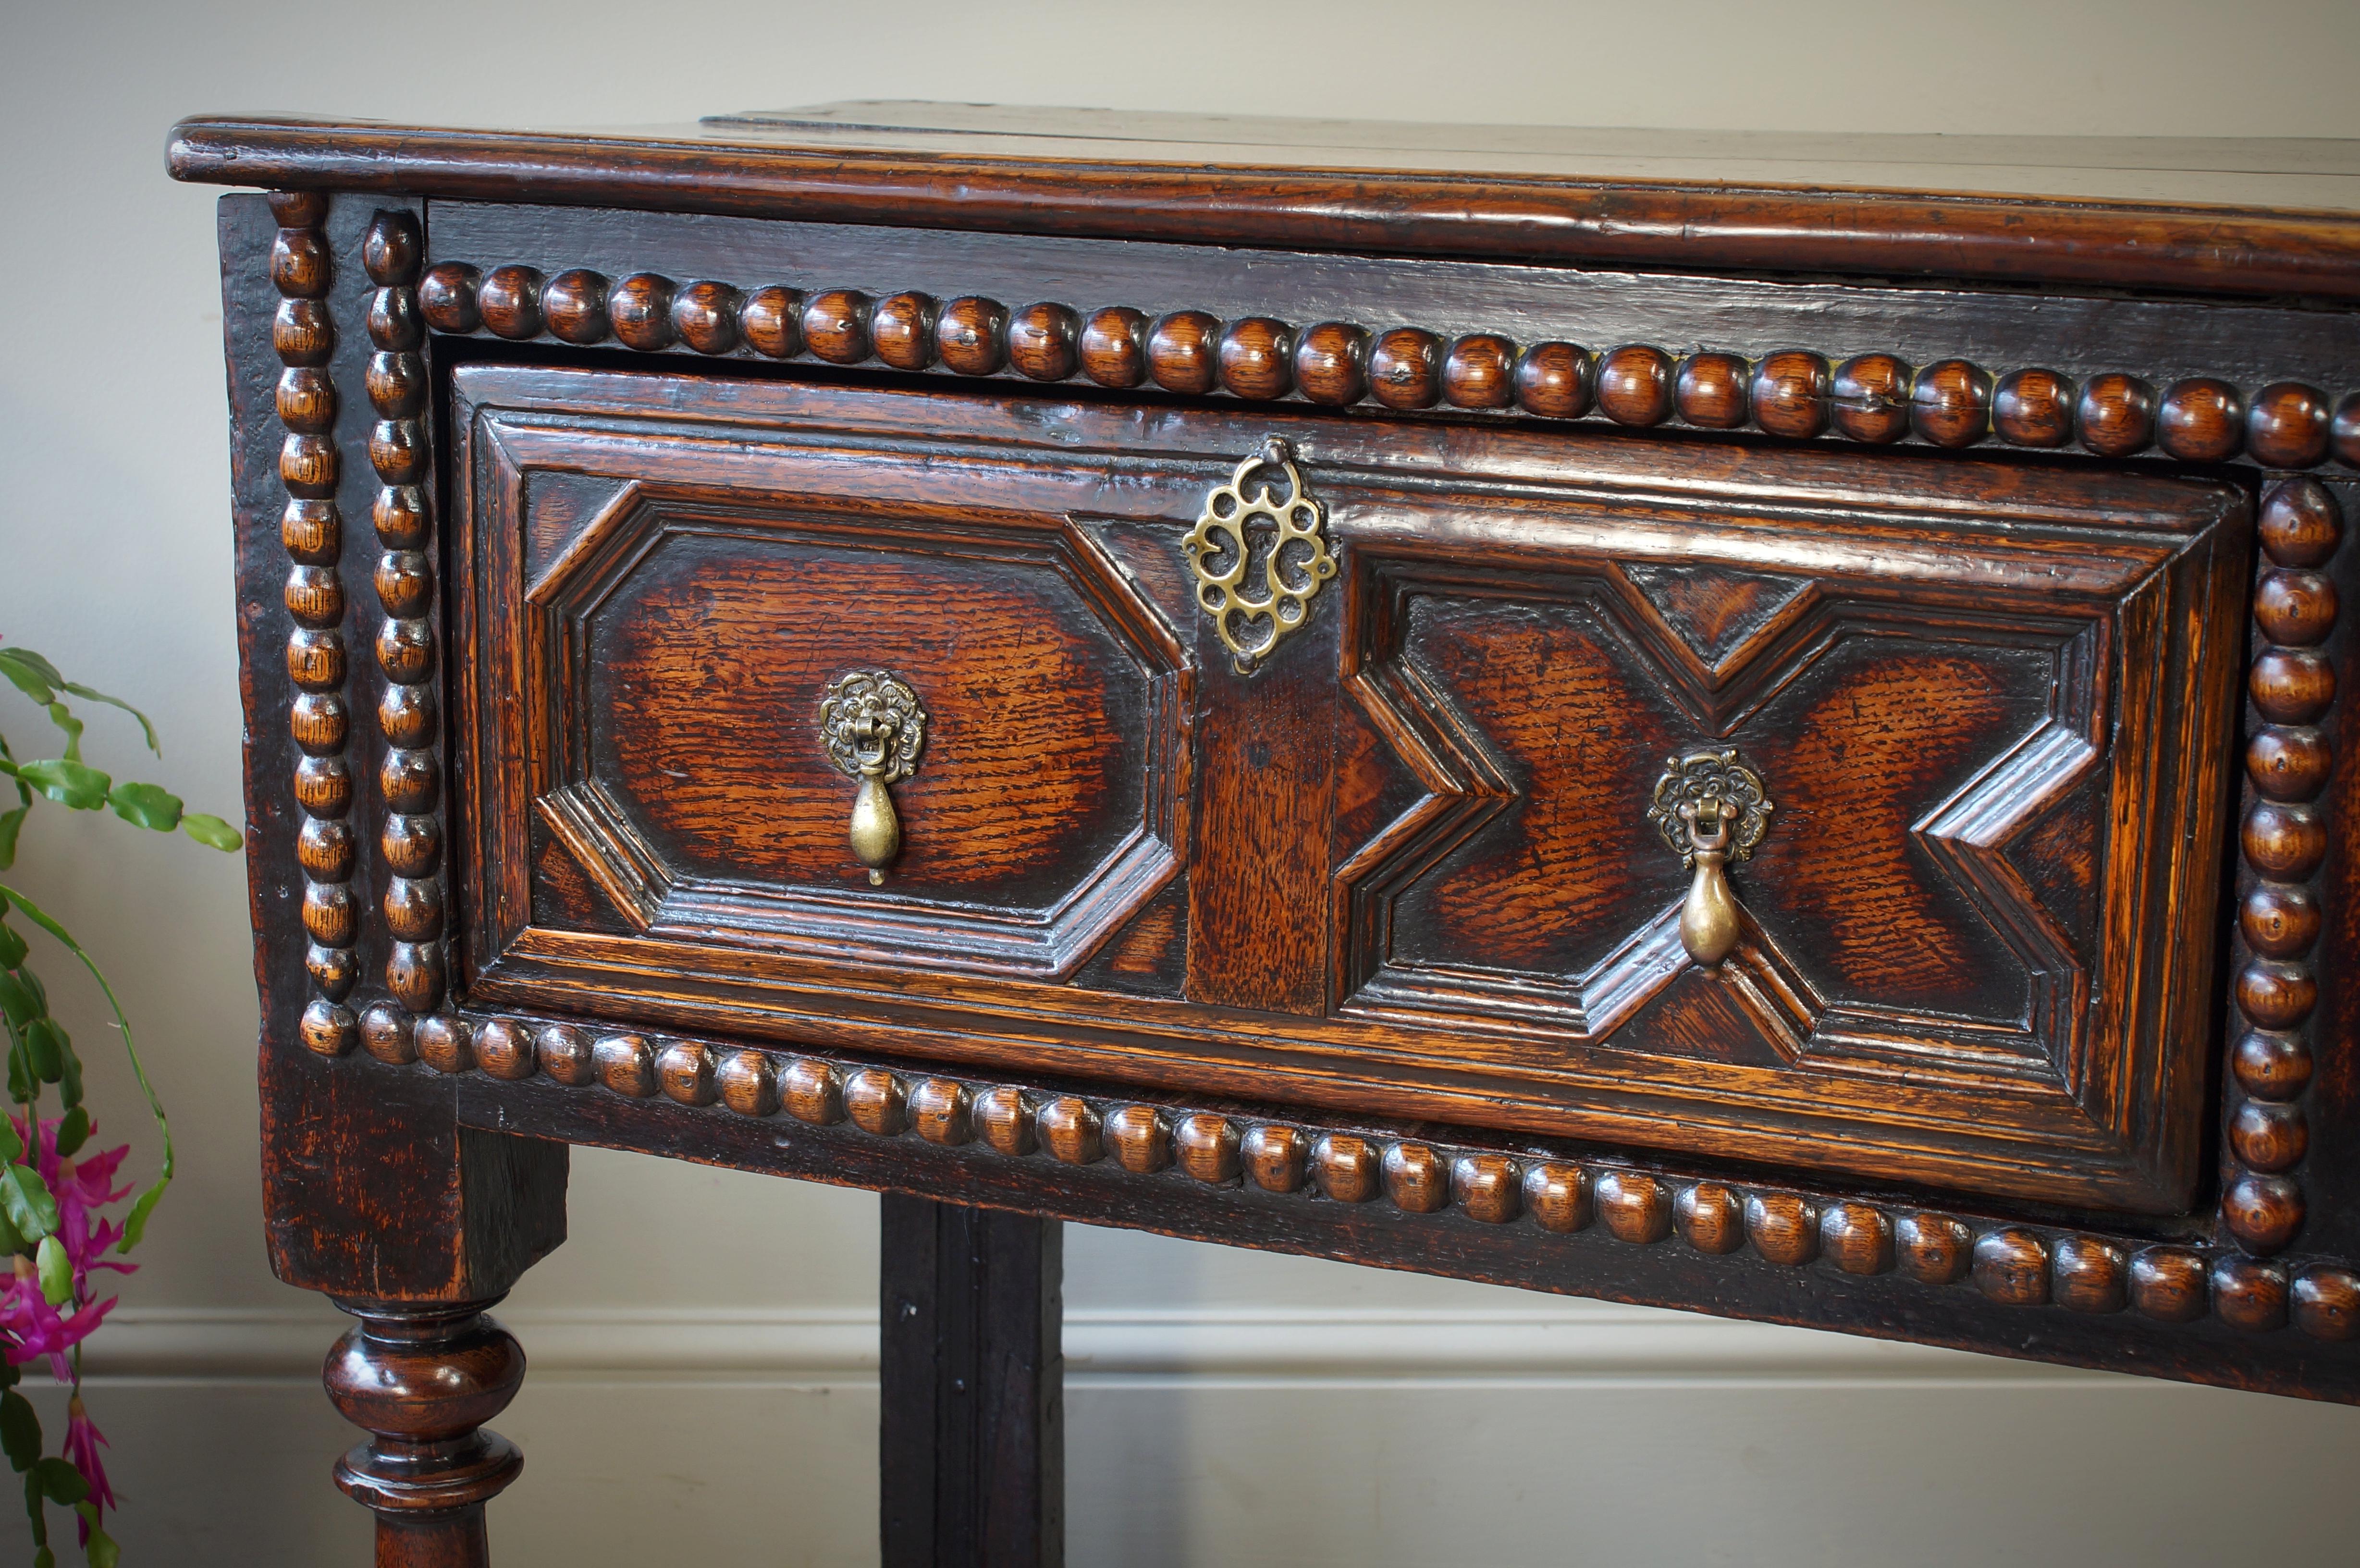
[169,110,2360,303]
[880,1197,1063,1568]
[177,105,2360,1565]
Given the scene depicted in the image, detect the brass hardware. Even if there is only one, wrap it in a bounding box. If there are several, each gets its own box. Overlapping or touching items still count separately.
[1647,748,1773,970]
[819,671,928,885]
[1183,436,1338,674]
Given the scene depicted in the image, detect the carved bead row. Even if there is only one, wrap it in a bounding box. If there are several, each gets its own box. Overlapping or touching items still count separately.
[360,212,446,1018]
[274,192,360,1059]
[2224,479,2344,1256]
[416,261,2360,469]
[394,1012,2360,1342]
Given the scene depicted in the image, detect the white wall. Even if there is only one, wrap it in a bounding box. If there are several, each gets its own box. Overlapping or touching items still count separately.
[7,1,2360,1561]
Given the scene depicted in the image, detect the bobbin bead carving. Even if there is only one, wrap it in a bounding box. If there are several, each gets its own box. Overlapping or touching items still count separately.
[1243,1125,1307,1192]
[846,1069,908,1136]
[1896,1214,1971,1285]
[1674,352,1749,429]
[1444,334,1516,410]
[1105,1105,1170,1174]
[2129,1250,2210,1323]
[973,1086,1032,1154]
[1313,1135,1379,1203]
[1751,351,1828,439]
[1516,342,1592,419]
[1451,1155,1521,1224]
[1295,322,1370,406]
[1173,1114,1241,1184]
[1831,355,1912,443]
[1675,1183,1744,1253]
[1368,328,1440,409]
[1596,1172,1671,1244]
[910,1079,971,1146]
[1596,346,1674,426]
[717,1051,779,1118]
[1075,306,1143,387]
[1382,1143,1449,1213]
[2294,1269,2360,1341]
[1523,1163,1590,1234]
[1008,302,1080,381]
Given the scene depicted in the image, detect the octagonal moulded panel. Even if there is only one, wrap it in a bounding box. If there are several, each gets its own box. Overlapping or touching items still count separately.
[450,375,1190,985]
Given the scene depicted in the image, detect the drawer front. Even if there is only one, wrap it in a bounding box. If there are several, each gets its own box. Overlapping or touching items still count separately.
[450,365,2245,1213]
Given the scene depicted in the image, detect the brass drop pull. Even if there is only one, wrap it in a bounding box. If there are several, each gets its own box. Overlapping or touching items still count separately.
[1183,436,1338,674]
[819,671,928,885]
[1647,748,1773,969]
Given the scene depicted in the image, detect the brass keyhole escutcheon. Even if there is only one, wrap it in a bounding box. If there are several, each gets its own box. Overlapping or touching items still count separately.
[819,671,928,885]
[1182,436,1338,675]
[1647,748,1773,969]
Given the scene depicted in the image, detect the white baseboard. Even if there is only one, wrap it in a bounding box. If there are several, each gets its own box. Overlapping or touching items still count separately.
[79,1302,2096,1384]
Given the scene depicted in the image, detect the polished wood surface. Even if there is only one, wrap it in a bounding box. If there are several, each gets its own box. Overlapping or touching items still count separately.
[169,107,2360,301]
[440,365,2240,1213]
[880,1197,1063,1568]
[175,103,2360,1563]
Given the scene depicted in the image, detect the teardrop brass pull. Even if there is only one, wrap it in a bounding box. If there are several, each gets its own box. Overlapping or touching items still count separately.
[1647,748,1773,969]
[819,671,928,885]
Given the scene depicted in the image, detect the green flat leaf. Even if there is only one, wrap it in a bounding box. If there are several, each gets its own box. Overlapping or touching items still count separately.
[0,1202,25,1256]
[180,811,242,852]
[0,1117,21,1164]
[105,780,181,831]
[0,1167,57,1242]
[61,680,159,754]
[56,1047,79,1111]
[33,1237,67,1307]
[17,965,43,1017]
[32,1458,85,1507]
[0,922,23,968]
[82,1517,118,1568]
[0,1390,39,1471]
[13,760,106,812]
[23,1019,60,1084]
[41,706,83,764]
[0,971,34,1029]
[0,651,58,705]
[0,806,23,873]
[50,1108,86,1160]
[3,1049,24,1105]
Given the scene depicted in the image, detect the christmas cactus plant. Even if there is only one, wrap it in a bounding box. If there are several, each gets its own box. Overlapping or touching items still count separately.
[0,645,239,1565]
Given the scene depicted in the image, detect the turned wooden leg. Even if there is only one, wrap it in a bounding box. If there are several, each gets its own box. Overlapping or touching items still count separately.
[322,1298,527,1568]
[879,1196,1065,1568]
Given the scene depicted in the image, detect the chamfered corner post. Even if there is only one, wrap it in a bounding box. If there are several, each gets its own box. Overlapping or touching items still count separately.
[879,1194,1066,1568]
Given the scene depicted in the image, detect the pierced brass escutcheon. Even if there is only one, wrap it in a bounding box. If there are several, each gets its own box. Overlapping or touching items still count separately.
[1647,748,1774,970]
[819,671,928,885]
[1183,436,1338,674]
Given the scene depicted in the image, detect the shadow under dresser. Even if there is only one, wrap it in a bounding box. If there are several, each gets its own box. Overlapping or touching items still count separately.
[169,103,2360,1565]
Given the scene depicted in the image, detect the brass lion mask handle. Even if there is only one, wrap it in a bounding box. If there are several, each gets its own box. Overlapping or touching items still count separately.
[1646,748,1773,969]
[819,671,928,884]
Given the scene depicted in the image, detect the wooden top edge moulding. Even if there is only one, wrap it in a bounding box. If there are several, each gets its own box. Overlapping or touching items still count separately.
[168,104,2360,303]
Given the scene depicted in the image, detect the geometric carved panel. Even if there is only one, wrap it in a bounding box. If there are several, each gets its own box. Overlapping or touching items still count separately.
[1333,482,2241,1213]
[468,416,1190,981]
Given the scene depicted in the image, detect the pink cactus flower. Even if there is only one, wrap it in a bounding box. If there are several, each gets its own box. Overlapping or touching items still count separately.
[62,1393,113,1544]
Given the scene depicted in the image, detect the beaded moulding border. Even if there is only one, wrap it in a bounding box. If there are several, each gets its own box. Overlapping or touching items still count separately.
[268,216,2360,1362]
[416,260,2360,471]
[273,191,360,1059]
[381,1005,2360,1347]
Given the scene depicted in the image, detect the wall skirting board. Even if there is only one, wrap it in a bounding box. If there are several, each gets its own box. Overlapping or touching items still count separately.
[30,1302,2360,1567]
[85,1303,2075,1383]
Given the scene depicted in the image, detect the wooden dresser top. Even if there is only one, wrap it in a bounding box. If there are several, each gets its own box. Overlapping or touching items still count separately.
[168,101,2360,302]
